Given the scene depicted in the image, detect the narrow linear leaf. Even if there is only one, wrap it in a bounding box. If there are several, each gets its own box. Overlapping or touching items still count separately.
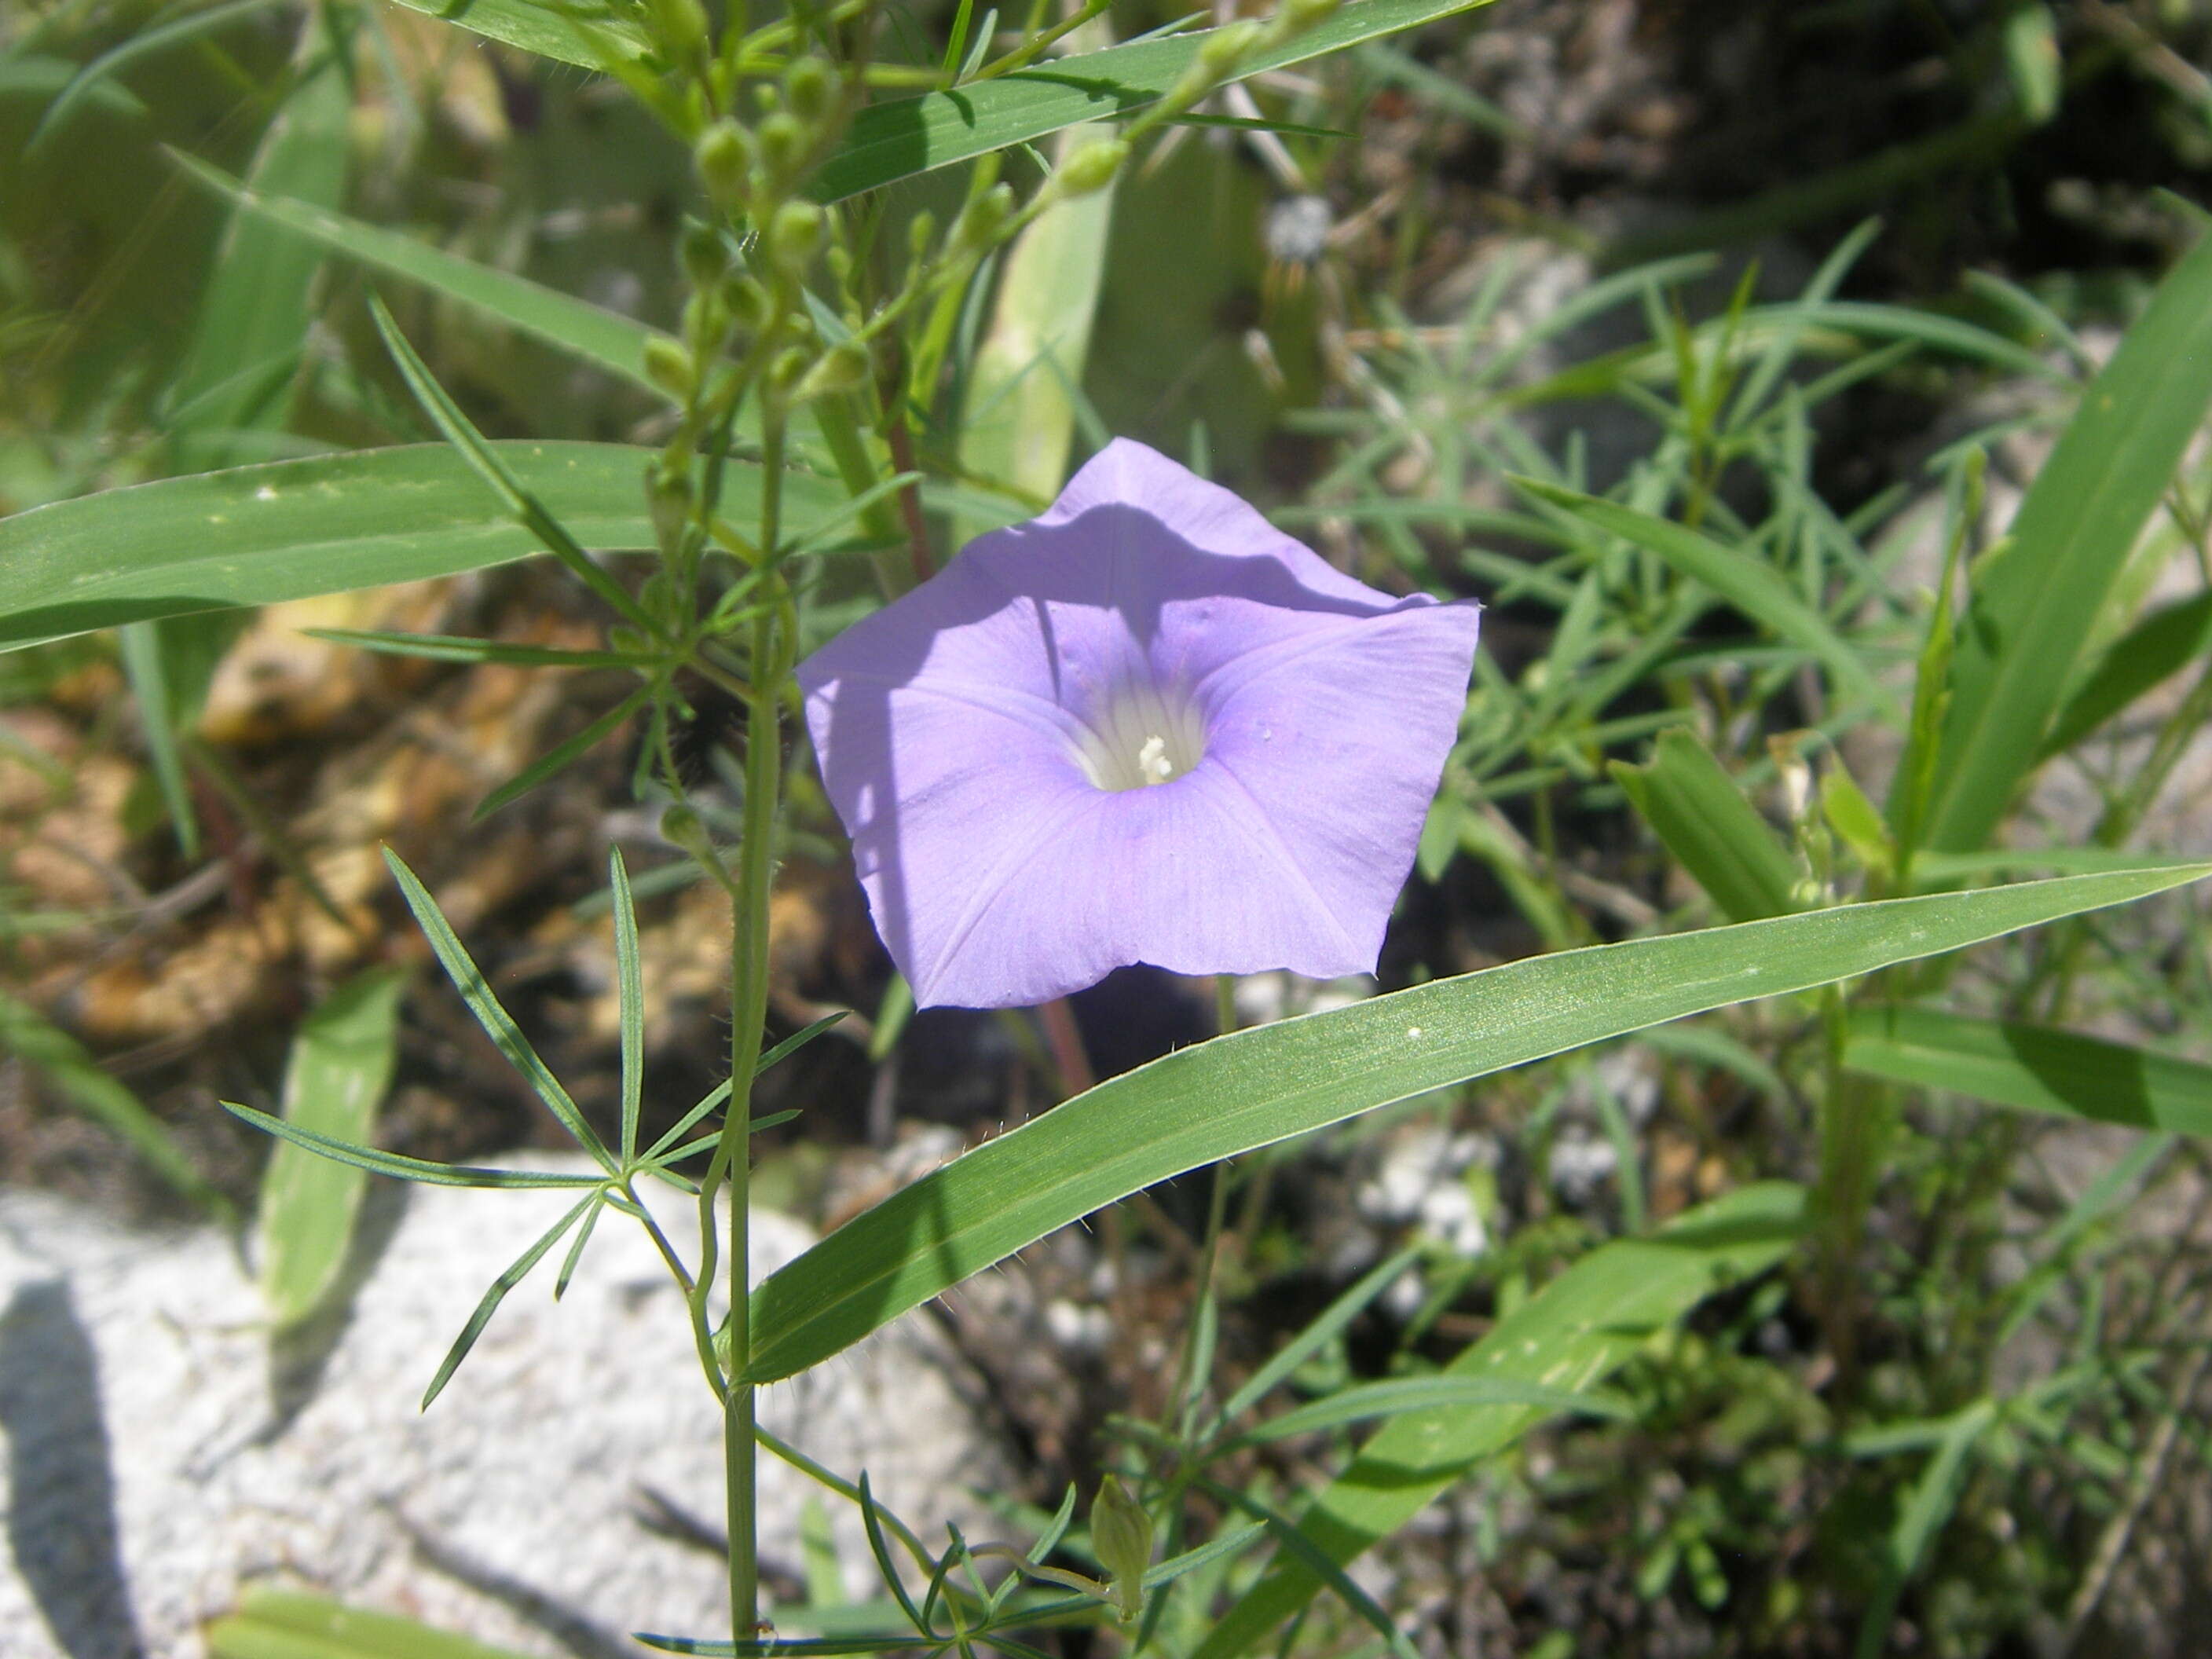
[422,1192,599,1408]
[25,0,284,156]
[258,969,406,1327]
[0,992,229,1218]
[1210,1245,1422,1435]
[809,0,1495,203]
[611,848,645,1163]
[1926,229,2212,851]
[2038,590,2212,761]
[473,679,657,820]
[305,628,661,668]
[554,1192,606,1299]
[1230,1375,1632,1446]
[1199,1485,1420,1659]
[745,866,2208,1382]
[367,295,662,634]
[170,151,671,392]
[1515,478,1892,714]
[1843,1006,2212,1137]
[1196,1183,1805,1657]
[1853,1400,2000,1659]
[223,1100,606,1189]
[382,848,615,1172]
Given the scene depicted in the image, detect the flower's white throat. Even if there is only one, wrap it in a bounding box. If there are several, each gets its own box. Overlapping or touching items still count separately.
[1074,682,1207,792]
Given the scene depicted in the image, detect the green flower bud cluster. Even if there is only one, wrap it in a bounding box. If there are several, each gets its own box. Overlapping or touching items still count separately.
[1048,137,1127,202]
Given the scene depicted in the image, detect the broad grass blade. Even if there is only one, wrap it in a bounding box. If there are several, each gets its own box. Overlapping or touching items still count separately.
[171,152,671,393]
[0,991,231,1219]
[809,0,1495,203]
[1225,1375,1632,1447]
[205,1584,544,1657]
[1612,728,1802,922]
[380,0,651,71]
[257,969,405,1328]
[1194,1183,1804,1657]
[744,865,2208,1382]
[1843,1006,2212,1137]
[1924,229,2212,851]
[0,444,840,650]
[2038,590,2212,760]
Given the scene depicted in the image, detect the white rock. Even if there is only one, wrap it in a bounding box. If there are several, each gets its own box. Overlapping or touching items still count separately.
[0,1155,1014,1658]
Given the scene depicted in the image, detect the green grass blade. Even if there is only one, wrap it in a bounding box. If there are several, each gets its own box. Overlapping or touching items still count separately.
[167,46,352,463]
[2038,590,2212,760]
[118,617,201,859]
[1228,1375,1632,1446]
[1611,728,1802,922]
[1924,230,2212,851]
[257,969,406,1327]
[379,0,651,70]
[1209,1244,1422,1436]
[471,679,657,820]
[24,0,284,156]
[1843,1006,2212,1136]
[1851,1399,1999,1659]
[382,847,616,1173]
[744,865,2209,1382]
[1193,1182,1805,1657]
[170,151,670,393]
[303,628,661,668]
[611,847,644,1164]
[0,991,231,1219]
[421,1192,599,1408]
[367,294,661,634]
[1514,478,1892,715]
[808,0,1495,203]
[222,1099,607,1189]
[207,1585,545,1658]
[0,444,840,650]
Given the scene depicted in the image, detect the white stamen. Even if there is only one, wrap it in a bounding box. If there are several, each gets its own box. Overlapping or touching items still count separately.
[1072,683,1207,792]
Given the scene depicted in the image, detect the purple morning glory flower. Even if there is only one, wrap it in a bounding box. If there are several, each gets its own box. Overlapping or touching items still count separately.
[797,439,1482,1010]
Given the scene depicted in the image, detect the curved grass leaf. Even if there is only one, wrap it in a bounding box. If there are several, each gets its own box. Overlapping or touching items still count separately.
[808,0,1495,203]
[0,444,841,650]
[744,865,2208,1382]
[1925,229,2212,851]
[1195,1182,1805,1657]
[258,969,406,1327]
[170,152,671,392]
[1843,1006,2212,1137]
[24,0,285,157]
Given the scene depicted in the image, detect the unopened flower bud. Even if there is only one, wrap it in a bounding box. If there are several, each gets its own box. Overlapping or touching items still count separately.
[951,184,1014,255]
[643,335,696,400]
[1052,138,1126,200]
[721,273,770,331]
[694,120,751,211]
[661,803,715,861]
[649,0,708,57]
[1174,17,1263,101]
[647,465,693,548]
[756,112,805,182]
[1090,1475,1152,1625]
[794,341,870,401]
[906,208,937,263]
[1269,0,1338,42]
[681,289,730,352]
[679,221,727,287]
[782,57,831,121]
[768,345,810,393]
[767,200,825,276]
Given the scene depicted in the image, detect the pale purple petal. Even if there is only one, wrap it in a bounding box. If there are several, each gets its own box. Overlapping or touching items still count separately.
[798,438,1483,1009]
